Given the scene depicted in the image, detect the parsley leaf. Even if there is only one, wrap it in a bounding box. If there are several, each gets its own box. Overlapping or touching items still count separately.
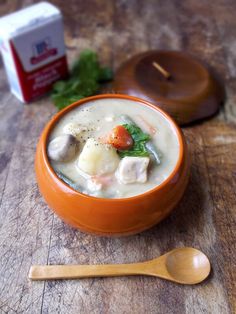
[118,124,151,158]
[51,50,113,110]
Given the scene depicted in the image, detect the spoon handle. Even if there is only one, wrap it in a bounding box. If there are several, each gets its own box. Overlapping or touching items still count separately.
[29,263,149,280]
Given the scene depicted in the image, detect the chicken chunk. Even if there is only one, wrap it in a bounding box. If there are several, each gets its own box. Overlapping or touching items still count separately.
[116,156,150,184]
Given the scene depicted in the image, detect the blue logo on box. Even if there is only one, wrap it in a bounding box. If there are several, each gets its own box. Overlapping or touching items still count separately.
[31,37,57,65]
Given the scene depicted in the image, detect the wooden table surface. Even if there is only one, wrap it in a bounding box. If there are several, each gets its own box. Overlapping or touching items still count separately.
[0,1,235,313]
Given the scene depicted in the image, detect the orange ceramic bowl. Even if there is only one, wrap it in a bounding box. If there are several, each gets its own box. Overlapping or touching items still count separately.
[35,94,190,236]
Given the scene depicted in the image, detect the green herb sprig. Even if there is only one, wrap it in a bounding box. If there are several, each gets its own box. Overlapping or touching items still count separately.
[118,124,151,158]
[52,50,113,110]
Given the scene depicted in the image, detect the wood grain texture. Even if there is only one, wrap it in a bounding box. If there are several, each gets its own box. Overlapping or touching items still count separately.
[0,0,235,313]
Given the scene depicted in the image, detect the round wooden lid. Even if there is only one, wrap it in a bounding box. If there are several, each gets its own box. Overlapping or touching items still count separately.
[113,51,224,125]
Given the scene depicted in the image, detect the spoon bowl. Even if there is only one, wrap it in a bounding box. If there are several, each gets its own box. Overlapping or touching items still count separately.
[164,247,211,284]
[29,247,211,285]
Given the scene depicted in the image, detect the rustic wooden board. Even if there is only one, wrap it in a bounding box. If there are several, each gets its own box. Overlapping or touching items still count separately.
[0,0,235,313]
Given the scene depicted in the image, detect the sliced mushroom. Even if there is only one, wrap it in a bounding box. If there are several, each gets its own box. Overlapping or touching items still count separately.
[47,134,78,162]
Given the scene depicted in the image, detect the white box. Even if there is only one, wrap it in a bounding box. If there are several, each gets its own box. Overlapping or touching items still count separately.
[0,2,68,102]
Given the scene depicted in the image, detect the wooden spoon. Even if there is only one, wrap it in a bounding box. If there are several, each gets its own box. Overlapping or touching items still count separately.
[29,247,210,284]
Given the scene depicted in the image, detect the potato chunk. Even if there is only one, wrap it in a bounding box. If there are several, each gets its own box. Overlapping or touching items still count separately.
[77,138,120,175]
[116,156,150,184]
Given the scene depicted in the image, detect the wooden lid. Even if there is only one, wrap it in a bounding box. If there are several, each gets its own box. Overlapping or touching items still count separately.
[113,51,224,125]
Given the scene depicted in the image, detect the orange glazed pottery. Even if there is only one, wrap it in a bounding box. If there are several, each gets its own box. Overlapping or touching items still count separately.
[35,94,190,236]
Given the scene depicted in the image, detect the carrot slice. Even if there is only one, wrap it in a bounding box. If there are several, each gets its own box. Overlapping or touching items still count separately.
[136,115,157,135]
[107,125,133,150]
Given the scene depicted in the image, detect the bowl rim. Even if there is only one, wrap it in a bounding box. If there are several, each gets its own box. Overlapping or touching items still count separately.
[42,93,185,202]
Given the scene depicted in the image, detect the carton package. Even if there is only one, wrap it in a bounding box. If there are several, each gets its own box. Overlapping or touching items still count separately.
[0,2,68,102]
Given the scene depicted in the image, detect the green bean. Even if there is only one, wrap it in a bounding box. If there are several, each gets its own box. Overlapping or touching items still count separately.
[120,114,135,125]
[145,142,161,165]
[56,170,83,192]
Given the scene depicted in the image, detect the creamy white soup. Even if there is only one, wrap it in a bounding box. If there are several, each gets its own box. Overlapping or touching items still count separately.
[47,98,180,198]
